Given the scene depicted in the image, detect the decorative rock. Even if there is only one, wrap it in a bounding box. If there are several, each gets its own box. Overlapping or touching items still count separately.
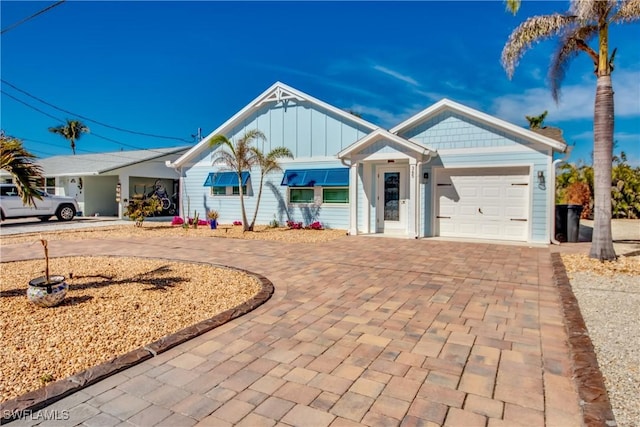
[27,276,68,307]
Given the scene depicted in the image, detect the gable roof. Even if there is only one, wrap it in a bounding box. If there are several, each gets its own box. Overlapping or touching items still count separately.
[167,82,379,168]
[1,146,191,177]
[338,128,434,159]
[390,99,567,152]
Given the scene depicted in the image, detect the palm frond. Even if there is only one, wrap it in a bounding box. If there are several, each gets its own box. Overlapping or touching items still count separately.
[612,0,640,22]
[211,151,238,170]
[261,146,293,174]
[570,0,613,21]
[549,25,598,101]
[0,136,44,205]
[240,129,266,144]
[505,0,521,15]
[502,13,575,78]
[266,147,294,162]
[210,129,266,173]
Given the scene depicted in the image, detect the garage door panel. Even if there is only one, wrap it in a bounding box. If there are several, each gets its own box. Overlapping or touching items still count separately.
[481,206,501,217]
[459,186,479,197]
[459,205,478,216]
[506,187,527,198]
[459,223,479,234]
[481,224,501,236]
[439,221,455,234]
[505,206,527,218]
[482,187,501,198]
[436,167,530,241]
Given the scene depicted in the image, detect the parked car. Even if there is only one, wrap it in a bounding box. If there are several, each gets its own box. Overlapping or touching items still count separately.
[0,184,79,222]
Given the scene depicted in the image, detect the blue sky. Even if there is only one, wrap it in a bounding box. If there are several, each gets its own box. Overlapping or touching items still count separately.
[2,1,639,166]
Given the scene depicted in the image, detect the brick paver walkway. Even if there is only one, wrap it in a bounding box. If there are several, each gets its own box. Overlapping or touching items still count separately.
[2,235,584,426]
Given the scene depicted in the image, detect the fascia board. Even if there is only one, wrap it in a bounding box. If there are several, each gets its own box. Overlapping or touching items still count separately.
[338,128,432,158]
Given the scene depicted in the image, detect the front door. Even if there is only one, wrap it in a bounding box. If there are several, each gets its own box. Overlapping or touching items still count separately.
[377,166,407,234]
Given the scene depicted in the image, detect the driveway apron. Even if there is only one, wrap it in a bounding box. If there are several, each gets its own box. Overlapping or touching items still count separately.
[2,236,584,426]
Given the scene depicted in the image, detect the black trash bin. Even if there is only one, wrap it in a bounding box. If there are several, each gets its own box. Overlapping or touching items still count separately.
[566,204,584,243]
[555,204,569,242]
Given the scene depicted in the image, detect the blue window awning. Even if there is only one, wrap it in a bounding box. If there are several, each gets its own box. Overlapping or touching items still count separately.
[281,168,349,187]
[203,171,250,187]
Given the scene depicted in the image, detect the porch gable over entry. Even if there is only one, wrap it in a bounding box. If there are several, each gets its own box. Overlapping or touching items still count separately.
[338,129,435,238]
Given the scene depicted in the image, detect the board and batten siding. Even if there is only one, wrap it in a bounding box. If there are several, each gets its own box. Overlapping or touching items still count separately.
[211,102,372,162]
[401,111,552,243]
[180,98,371,229]
[181,159,350,229]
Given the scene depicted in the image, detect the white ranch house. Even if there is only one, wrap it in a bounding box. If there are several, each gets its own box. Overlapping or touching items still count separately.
[167,82,567,243]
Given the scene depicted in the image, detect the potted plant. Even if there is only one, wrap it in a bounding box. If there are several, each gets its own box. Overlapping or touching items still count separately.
[27,239,68,307]
[206,210,219,229]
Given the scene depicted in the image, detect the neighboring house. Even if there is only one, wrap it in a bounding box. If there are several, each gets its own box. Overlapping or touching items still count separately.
[1,146,190,219]
[167,82,567,243]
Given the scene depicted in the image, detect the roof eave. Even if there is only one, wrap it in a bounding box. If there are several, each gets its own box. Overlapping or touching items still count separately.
[338,128,433,159]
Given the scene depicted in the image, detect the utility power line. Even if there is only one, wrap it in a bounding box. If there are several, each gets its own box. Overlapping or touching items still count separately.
[2,90,189,155]
[1,1,66,35]
[2,79,193,143]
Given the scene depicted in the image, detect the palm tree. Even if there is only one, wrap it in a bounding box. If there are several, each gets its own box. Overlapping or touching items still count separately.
[48,119,90,155]
[248,146,294,231]
[501,0,640,261]
[209,129,264,232]
[525,110,548,129]
[0,132,44,205]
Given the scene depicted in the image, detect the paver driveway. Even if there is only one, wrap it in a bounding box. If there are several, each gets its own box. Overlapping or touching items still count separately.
[2,235,584,426]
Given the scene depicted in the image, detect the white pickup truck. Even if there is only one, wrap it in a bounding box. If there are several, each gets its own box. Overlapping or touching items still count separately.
[0,184,79,221]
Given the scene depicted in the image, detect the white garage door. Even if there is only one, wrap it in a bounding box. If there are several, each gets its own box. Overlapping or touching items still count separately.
[436,167,530,241]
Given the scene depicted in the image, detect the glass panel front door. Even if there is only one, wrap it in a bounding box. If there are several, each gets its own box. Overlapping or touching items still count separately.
[376,166,407,234]
[384,172,400,221]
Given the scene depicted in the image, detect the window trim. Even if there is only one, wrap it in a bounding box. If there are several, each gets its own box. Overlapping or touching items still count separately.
[210,184,249,197]
[287,186,350,206]
[288,187,315,204]
[322,187,349,204]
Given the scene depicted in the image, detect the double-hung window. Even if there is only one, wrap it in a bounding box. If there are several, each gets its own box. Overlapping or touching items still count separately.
[281,168,349,205]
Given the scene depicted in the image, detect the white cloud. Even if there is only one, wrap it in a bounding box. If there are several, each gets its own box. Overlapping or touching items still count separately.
[491,69,640,124]
[529,67,543,82]
[574,131,640,143]
[444,80,467,91]
[373,65,419,86]
[414,89,446,102]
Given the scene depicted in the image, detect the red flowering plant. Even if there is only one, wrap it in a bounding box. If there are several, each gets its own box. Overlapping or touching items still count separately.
[308,221,323,230]
[233,220,243,226]
[286,220,303,230]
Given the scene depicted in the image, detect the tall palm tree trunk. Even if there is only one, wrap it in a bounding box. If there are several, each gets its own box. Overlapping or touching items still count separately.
[590,75,616,260]
[249,174,266,231]
[238,175,250,232]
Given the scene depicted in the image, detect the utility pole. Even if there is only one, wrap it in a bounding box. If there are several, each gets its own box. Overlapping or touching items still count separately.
[191,128,203,142]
